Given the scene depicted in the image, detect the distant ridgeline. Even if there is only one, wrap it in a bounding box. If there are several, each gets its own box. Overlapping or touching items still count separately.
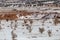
[0,0,60,7]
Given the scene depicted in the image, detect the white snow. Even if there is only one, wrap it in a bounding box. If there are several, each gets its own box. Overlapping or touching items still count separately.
[0,13,60,40]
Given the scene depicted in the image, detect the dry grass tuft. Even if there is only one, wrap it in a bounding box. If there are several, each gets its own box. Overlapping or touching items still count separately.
[39,27,45,34]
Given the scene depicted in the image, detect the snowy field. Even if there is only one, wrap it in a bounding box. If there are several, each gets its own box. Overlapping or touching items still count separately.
[0,13,60,40]
[1,6,60,12]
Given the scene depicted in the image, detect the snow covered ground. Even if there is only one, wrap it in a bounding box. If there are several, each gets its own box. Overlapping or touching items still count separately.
[0,13,60,40]
[1,6,60,13]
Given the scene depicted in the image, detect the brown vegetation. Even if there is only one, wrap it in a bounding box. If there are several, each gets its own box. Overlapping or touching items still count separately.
[11,31,17,40]
[0,10,60,21]
[0,14,17,20]
[18,10,33,16]
[48,30,52,37]
[29,19,33,24]
[54,16,60,25]
[39,27,45,34]
[0,10,33,20]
